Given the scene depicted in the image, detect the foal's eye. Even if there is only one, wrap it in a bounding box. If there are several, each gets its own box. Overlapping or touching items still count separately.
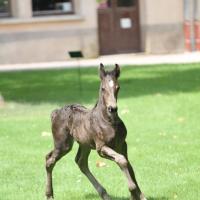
[101,87,105,92]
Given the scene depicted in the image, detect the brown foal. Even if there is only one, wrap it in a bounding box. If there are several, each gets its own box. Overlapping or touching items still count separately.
[45,64,146,200]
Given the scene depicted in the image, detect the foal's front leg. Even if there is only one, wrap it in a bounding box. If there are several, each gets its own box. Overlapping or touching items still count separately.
[99,146,146,200]
[121,142,146,200]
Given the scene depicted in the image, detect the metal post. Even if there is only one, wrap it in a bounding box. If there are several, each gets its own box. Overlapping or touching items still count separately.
[68,51,83,101]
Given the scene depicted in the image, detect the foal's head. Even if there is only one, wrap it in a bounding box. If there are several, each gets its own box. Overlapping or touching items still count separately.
[99,63,120,114]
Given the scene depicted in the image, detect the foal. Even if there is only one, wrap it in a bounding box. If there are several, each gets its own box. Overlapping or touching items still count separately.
[45,64,146,200]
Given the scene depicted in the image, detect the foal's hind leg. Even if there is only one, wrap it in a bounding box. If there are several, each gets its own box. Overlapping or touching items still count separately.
[45,130,73,199]
[75,145,111,200]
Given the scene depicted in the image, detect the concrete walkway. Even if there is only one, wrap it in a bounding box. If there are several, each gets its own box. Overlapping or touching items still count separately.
[0,52,200,72]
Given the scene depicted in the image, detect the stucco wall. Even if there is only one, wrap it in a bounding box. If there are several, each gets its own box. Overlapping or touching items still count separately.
[0,0,98,64]
[0,0,186,64]
[139,0,185,53]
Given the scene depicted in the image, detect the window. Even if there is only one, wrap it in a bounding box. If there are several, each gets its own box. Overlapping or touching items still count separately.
[32,0,74,16]
[0,0,10,17]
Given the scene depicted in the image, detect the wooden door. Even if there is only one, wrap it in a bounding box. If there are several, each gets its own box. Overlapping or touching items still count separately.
[98,0,140,55]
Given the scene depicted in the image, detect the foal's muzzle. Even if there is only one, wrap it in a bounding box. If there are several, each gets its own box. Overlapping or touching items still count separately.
[108,106,118,113]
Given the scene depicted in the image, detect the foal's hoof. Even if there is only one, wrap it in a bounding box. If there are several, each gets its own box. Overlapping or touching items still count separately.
[46,197,54,200]
[46,193,54,200]
[140,193,147,200]
[102,193,111,200]
[130,192,147,200]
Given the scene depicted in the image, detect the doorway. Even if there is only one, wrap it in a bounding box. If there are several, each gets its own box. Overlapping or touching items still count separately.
[98,0,140,55]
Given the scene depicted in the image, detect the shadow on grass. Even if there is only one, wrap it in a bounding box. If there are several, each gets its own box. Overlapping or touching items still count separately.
[148,197,169,200]
[85,193,129,200]
[0,63,200,105]
[85,193,169,200]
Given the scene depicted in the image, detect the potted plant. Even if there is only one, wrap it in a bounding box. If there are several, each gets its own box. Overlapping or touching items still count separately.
[97,0,108,9]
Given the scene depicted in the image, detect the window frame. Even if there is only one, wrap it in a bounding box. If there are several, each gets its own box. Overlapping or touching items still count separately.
[32,0,75,17]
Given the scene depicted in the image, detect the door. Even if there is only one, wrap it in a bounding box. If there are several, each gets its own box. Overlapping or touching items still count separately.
[98,0,140,55]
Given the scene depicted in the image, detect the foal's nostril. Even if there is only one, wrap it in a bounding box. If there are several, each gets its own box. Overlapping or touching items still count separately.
[108,106,112,113]
[108,106,118,113]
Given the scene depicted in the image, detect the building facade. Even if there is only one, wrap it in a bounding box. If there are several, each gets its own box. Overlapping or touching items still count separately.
[0,0,198,64]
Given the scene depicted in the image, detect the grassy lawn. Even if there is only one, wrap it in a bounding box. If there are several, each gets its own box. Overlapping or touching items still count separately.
[0,63,200,200]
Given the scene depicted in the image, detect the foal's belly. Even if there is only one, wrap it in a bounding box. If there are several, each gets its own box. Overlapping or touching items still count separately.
[70,121,96,148]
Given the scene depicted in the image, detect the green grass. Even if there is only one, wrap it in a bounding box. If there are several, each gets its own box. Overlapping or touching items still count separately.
[0,63,200,200]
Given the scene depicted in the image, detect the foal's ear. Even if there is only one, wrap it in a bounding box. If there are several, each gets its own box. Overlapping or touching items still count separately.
[113,64,120,78]
[99,63,106,79]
